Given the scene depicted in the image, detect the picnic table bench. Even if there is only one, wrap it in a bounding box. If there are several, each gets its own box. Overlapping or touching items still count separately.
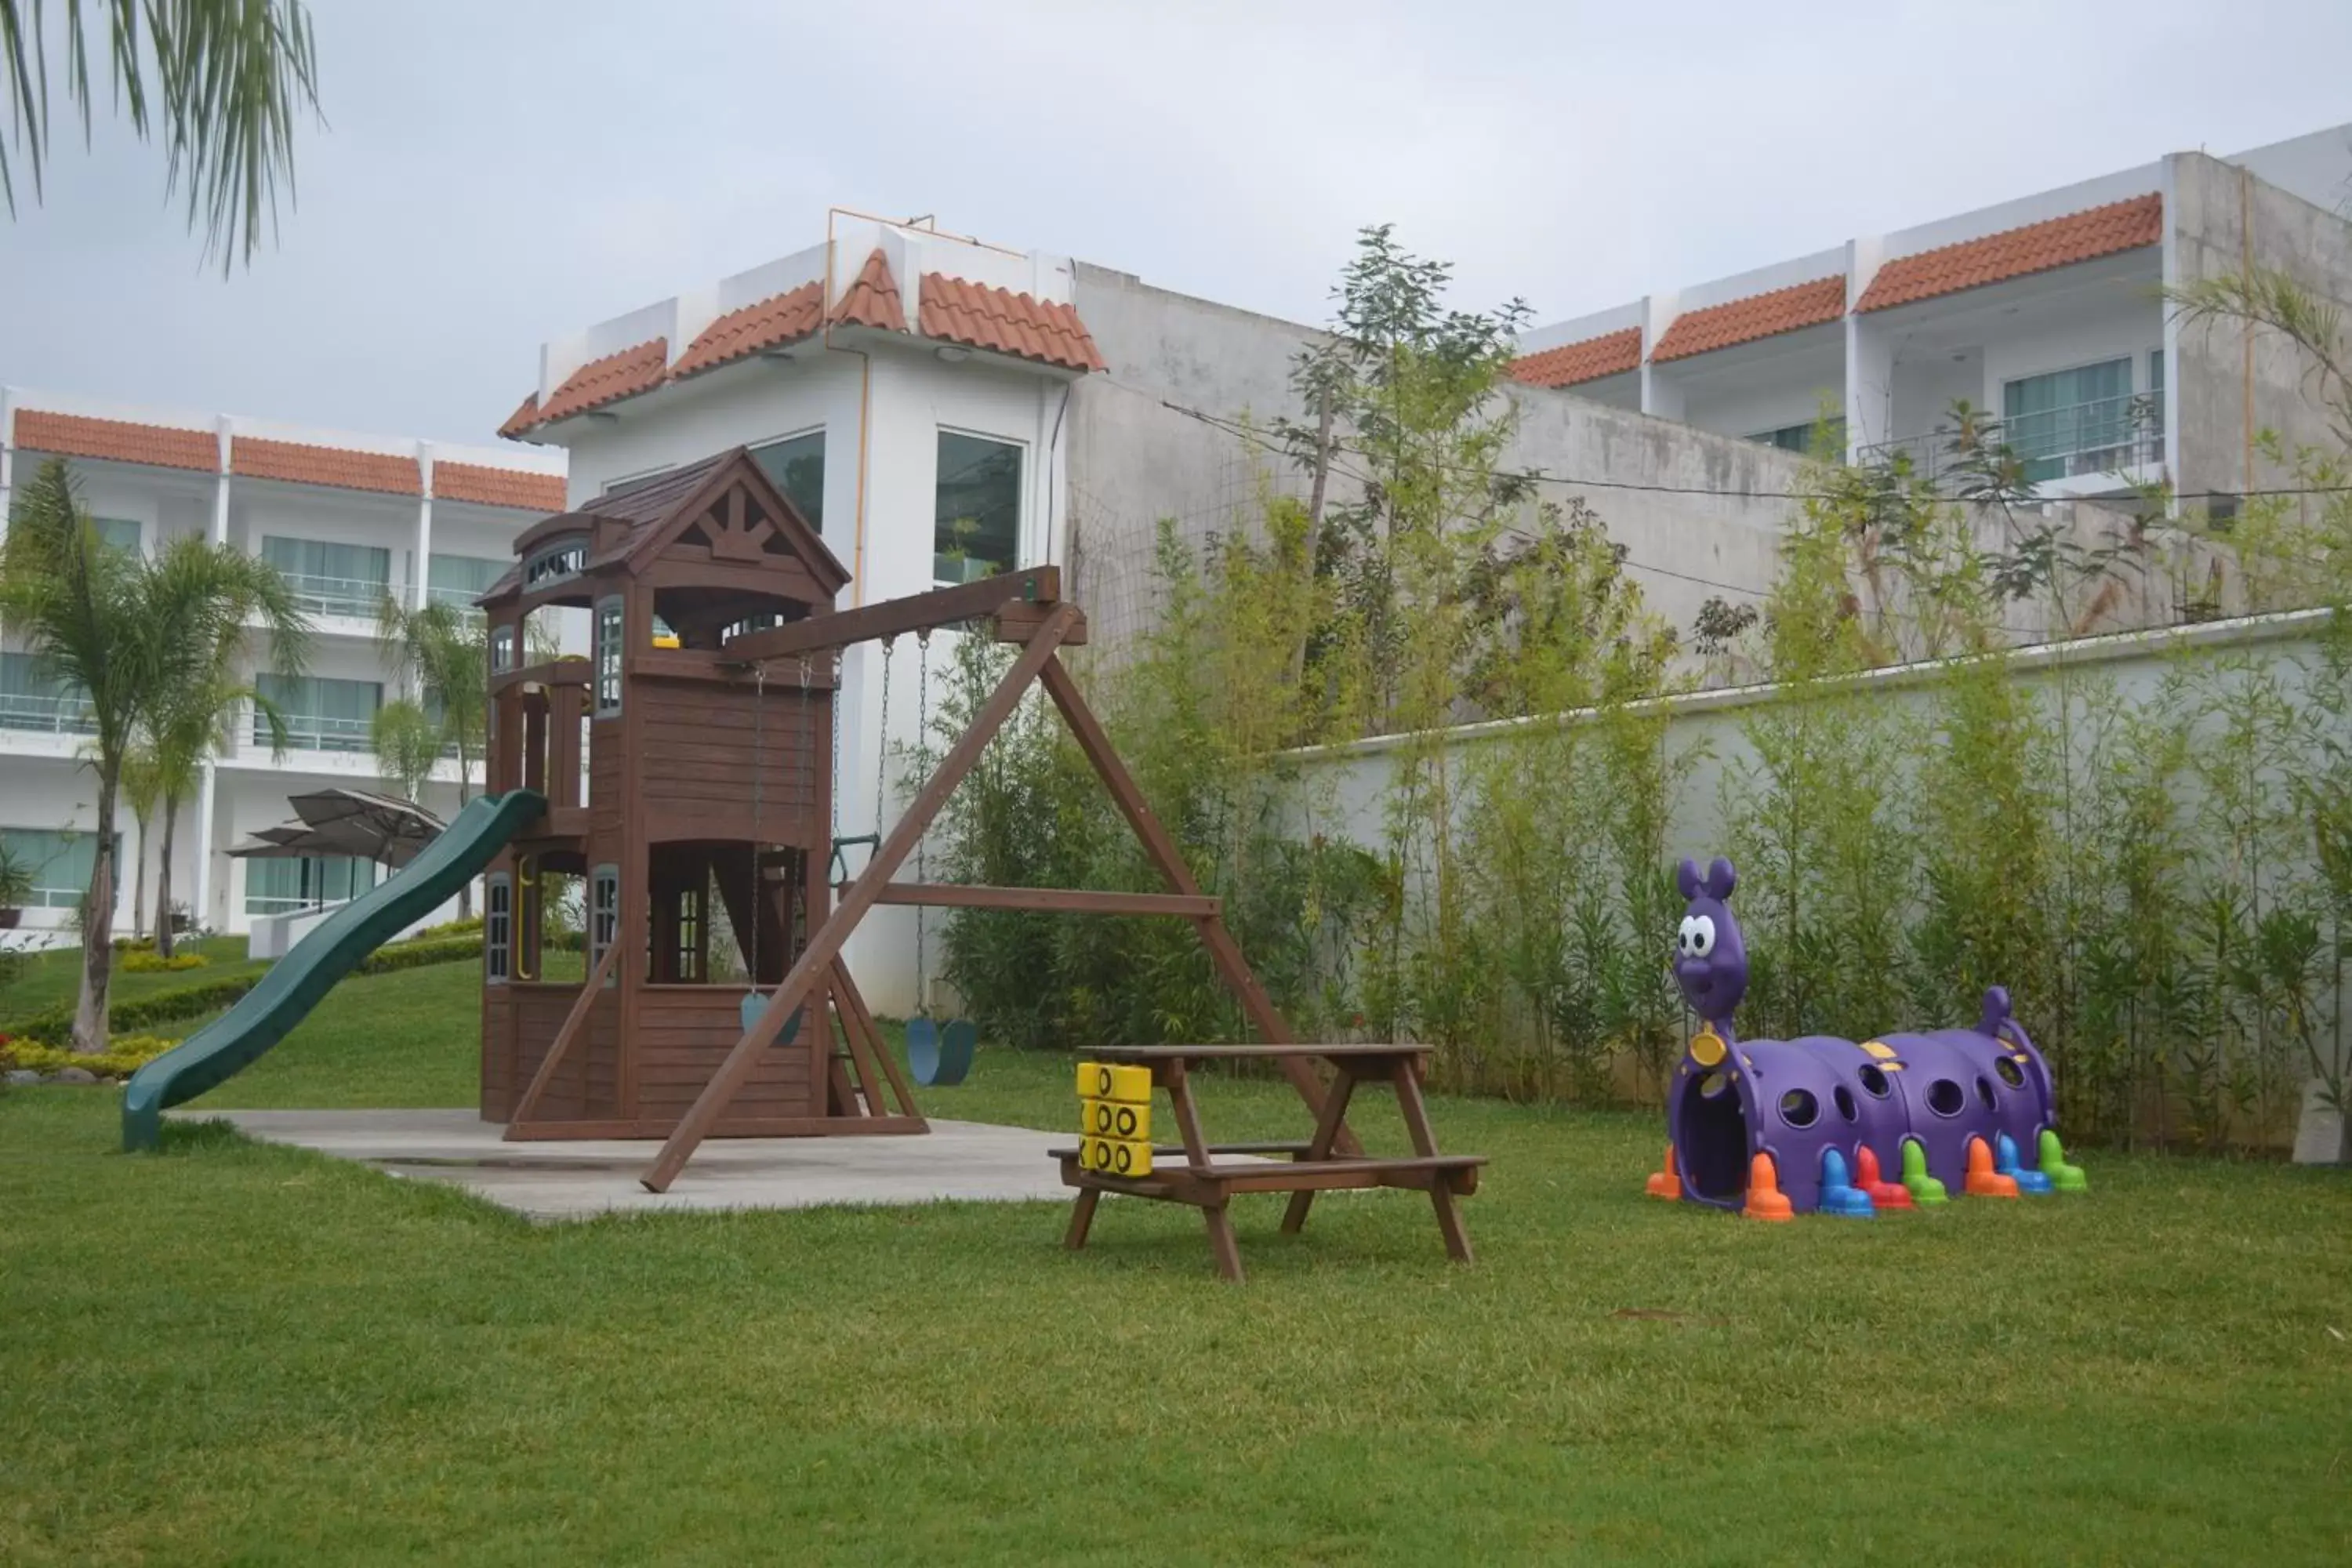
[1052,1043,1486,1282]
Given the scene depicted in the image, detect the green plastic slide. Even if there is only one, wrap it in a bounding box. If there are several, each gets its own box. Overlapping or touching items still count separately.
[121,789,546,1151]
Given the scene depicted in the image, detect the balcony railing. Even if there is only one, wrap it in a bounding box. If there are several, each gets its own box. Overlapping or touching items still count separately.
[279,572,403,622]
[0,691,98,735]
[258,712,376,754]
[1860,392,2165,491]
[426,584,492,615]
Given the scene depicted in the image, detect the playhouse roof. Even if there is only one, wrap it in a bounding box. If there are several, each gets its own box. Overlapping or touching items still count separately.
[479,446,848,605]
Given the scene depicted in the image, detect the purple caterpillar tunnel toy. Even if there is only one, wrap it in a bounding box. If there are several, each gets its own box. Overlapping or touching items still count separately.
[1646,857,2088,1219]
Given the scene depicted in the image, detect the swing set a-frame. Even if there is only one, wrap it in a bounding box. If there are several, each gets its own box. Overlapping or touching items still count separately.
[468,444,1338,1192]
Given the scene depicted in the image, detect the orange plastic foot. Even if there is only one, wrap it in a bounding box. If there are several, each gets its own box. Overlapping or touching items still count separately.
[1964,1136,2020,1198]
[1646,1143,1681,1200]
[1743,1152,1795,1222]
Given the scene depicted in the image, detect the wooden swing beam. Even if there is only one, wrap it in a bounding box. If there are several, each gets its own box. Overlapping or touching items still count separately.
[721,566,1083,664]
[641,597,1348,1192]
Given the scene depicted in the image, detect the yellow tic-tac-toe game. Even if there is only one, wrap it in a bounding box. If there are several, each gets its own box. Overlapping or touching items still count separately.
[1076,1062,1152,1177]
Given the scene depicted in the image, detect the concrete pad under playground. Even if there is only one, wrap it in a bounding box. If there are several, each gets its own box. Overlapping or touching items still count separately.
[180,1108,1075,1221]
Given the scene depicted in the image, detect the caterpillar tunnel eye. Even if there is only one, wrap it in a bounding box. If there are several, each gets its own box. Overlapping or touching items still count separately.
[1834,1086,1858,1122]
[1928,1078,1966,1117]
[1857,1065,1891,1098]
[1996,1056,2026,1088]
[1777,1089,1819,1128]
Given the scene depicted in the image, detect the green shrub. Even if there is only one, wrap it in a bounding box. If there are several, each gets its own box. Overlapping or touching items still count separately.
[120,950,209,973]
[0,1033,180,1079]
[356,935,481,975]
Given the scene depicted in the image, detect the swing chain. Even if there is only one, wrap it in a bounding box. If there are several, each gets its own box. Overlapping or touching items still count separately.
[913,629,931,1016]
[748,662,765,989]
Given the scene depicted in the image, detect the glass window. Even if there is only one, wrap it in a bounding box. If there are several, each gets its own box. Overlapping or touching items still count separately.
[0,652,96,735]
[590,866,619,978]
[485,874,511,983]
[933,432,1022,585]
[261,535,394,619]
[602,466,673,498]
[1751,418,1846,457]
[254,673,382,753]
[428,554,506,611]
[244,855,376,916]
[593,597,623,717]
[490,626,517,674]
[750,430,826,529]
[93,517,141,553]
[2003,358,2132,482]
[0,828,117,909]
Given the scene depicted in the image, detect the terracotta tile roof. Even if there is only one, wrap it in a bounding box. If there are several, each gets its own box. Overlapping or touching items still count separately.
[433,461,567,513]
[918,273,1105,372]
[673,281,827,379]
[536,338,670,424]
[1509,327,1643,388]
[1651,276,1846,363]
[497,392,542,441]
[13,409,219,472]
[834,249,908,333]
[231,436,422,495]
[1856,193,2164,313]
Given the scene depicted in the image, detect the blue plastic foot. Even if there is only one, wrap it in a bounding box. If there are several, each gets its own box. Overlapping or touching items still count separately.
[1996,1132,2053,1195]
[1817,1148,1876,1218]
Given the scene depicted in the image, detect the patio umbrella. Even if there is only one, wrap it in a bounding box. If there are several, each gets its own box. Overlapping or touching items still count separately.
[227,788,446,869]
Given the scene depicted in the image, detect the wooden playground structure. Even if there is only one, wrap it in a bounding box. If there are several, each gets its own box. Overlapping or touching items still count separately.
[470,445,1351,1194]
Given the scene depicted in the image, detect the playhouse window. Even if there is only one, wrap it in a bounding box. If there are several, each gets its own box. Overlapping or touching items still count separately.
[1857,1065,1891,1098]
[524,539,587,590]
[1777,1089,1819,1128]
[593,597,623,717]
[1995,1056,2026,1089]
[933,431,1022,585]
[674,885,703,982]
[1833,1086,1858,1122]
[1926,1078,1966,1117]
[490,626,516,673]
[485,875,511,984]
[590,865,619,978]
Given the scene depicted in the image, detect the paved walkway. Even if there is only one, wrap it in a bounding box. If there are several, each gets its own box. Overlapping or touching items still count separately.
[183,1108,1072,1221]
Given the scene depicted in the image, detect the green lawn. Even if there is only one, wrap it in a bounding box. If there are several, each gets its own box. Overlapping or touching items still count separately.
[1,935,261,1025]
[4,962,2350,1564]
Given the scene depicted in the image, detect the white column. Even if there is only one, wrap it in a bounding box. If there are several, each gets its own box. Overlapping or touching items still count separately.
[211,418,233,545]
[1844,236,1891,463]
[191,762,218,931]
[2159,156,2183,499]
[414,444,435,612]
[0,386,15,548]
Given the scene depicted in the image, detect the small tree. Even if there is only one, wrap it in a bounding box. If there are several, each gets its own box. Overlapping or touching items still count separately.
[0,462,310,1048]
[371,698,443,804]
[376,597,488,912]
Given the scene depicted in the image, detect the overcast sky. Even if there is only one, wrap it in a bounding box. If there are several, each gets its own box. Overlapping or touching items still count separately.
[4,0,2350,448]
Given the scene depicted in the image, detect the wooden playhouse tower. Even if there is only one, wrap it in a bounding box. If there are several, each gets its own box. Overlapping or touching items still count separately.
[474,444,1337,1186]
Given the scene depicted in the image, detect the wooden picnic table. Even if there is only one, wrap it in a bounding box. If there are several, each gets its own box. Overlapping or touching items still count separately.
[1052,1043,1486,1282]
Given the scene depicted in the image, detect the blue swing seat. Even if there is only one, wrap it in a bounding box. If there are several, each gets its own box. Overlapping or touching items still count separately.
[739,990,804,1042]
[908,1016,978,1086]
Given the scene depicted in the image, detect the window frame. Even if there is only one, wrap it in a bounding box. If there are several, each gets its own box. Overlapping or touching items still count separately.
[485,873,513,985]
[590,864,619,983]
[931,427,1026,587]
[593,596,624,717]
[748,426,827,531]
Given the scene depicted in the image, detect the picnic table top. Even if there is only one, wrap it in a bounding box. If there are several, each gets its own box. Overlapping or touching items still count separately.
[1084,1042,1432,1062]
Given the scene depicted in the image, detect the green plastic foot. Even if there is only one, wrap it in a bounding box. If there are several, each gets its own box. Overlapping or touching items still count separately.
[1900,1138,1950,1206]
[2038,1129,2087,1193]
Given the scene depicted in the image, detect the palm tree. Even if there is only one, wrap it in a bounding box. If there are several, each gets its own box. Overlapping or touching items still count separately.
[119,743,163,940]
[370,696,441,805]
[147,667,294,959]
[0,459,310,1048]
[376,597,487,913]
[1,0,322,269]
